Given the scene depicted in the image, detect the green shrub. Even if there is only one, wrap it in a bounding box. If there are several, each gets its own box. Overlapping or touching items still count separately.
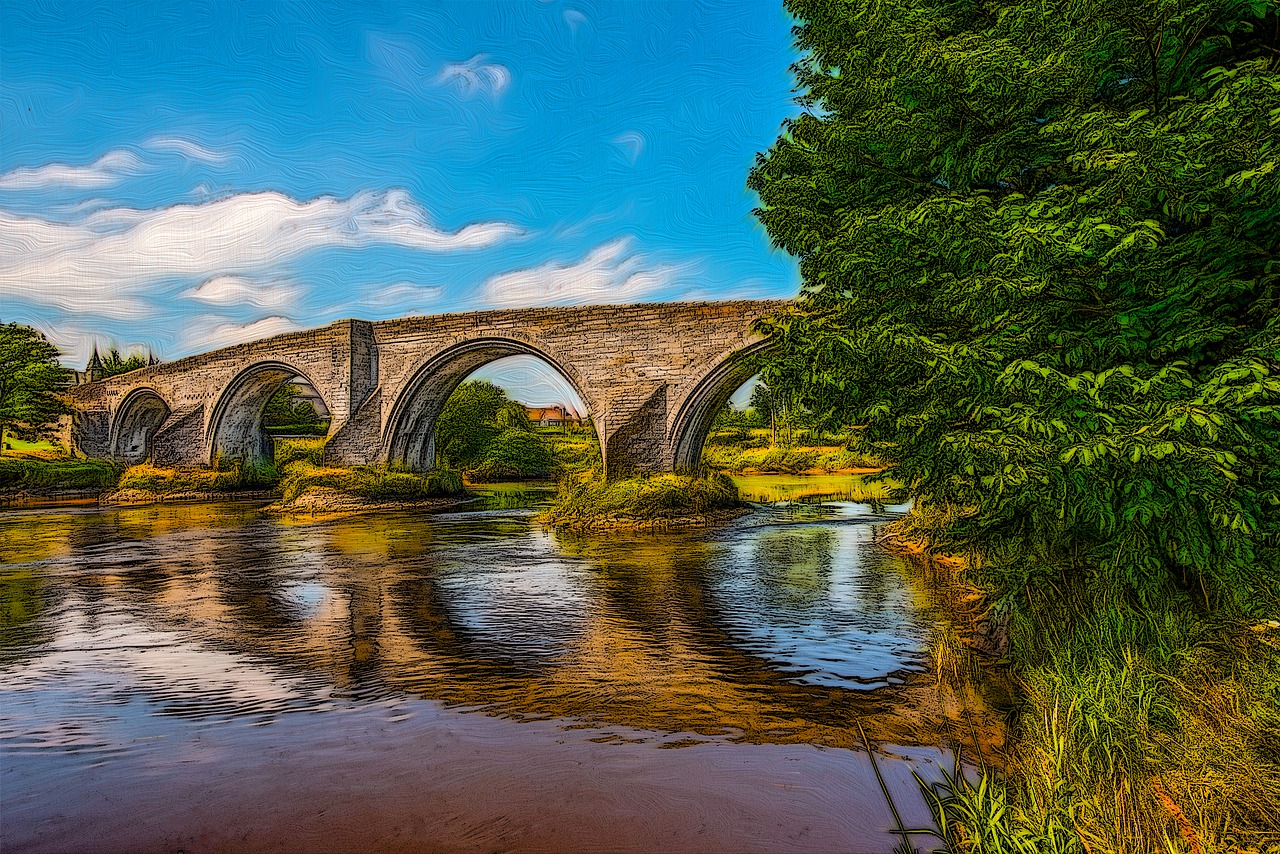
[273,437,325,468]
[468,428,554,481]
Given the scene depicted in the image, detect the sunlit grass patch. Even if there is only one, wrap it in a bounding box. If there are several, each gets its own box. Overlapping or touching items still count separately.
[117,462,276,494]
[542,471,742,529]
[277,461,464,504]
[701,442,879,474]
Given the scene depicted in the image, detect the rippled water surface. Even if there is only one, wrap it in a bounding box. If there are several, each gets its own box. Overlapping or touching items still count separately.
[1,485,965,853]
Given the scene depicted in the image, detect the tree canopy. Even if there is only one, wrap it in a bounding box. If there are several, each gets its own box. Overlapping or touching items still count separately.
[97,349,148,379]
[751,0,1280,606]
[0,323,70,450]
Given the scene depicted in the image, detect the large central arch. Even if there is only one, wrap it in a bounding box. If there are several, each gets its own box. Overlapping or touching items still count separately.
[206,361,331,467]
[383,338,599,471]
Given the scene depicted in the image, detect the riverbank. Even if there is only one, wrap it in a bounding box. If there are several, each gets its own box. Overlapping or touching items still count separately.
[263,485,468,518]
[876,522,1280,853]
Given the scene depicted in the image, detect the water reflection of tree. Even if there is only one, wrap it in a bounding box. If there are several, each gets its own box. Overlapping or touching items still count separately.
[0,569,59,666]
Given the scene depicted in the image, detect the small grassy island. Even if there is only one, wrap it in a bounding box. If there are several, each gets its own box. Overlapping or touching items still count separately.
[541,471,746,531]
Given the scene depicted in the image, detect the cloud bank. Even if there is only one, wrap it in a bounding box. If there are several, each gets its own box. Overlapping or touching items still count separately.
[0,189,520,318]
[481,238,686,308]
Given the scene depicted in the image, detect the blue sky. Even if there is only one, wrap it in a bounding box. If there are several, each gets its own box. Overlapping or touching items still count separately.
[1,1,800,407]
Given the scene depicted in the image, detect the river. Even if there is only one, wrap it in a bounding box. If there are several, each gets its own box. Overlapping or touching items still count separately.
[1,477,986,853]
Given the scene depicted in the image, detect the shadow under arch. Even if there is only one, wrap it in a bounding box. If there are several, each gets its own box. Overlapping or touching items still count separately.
[206,361,332,467]
[109,387,171,464]
[668,337,777,473]
[383,338,598,471]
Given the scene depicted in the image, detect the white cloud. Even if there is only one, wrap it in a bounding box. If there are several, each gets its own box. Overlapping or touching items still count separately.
[0,149,146,191]
[612,131,645,163]
[0,139,231,194]
[144,136,231,164]
[436,55,511,98]
[181,315,305,353]
[0,189,520,317]
[184,275,304,308]
[359,282,444,309]
[481,238,685,308]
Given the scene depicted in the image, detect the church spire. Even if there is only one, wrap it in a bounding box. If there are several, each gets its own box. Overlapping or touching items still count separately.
[86,346,103,381]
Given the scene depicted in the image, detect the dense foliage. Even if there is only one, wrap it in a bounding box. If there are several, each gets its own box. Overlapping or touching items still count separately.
[434,380,514,467]
[96,349,148,379]
[0,323,69,450]
[435,379,572,479]
[751,0,1280,609]
[262,383,326,434]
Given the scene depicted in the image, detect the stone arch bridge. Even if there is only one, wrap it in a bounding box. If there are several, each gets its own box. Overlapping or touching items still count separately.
[64,300,786,477]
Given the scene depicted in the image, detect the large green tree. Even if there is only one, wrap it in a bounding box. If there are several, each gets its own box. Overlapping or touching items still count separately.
[435,380,521,467]
[751,0,1280,605]
[0,323,70,452]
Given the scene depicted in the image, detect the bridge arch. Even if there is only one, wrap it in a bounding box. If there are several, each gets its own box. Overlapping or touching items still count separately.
[206,361,331,467]
[383,338,598,471]
[109,387,171,464]
[668,338,776,472]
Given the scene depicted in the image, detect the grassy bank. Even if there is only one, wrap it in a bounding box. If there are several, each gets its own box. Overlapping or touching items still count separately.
[700,428,879,473]
[889,528,1280,854]
[0,455,121,491]
[115,460,279,495]
[542,471,743,530]
[276,461,463,505]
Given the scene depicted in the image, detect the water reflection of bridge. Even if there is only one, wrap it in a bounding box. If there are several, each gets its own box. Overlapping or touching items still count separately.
[4,504,988,748]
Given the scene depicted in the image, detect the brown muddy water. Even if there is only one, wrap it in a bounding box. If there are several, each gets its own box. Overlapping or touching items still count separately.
[1,484,981,853]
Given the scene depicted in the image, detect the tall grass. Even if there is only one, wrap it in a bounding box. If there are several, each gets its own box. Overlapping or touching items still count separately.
[0,456,121,490]
[272,437,326,468]
[117,460,278,494]
[910,568,1280,854]
[276,461,463,504]
[543,471,740,528]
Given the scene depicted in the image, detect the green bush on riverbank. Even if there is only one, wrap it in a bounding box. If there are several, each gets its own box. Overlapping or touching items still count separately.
[0,456,121,491]
[542,472,741,528]
[277,461,463,504]
[117,461,278,494]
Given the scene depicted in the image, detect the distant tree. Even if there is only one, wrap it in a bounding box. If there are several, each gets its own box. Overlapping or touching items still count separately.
[747,381,776,440]
[470,428,555,481]
[0,323,70,453]
[434,380,509,467]
[263,384,325,433]
[495,401,533,432]
[97,348,148,379]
